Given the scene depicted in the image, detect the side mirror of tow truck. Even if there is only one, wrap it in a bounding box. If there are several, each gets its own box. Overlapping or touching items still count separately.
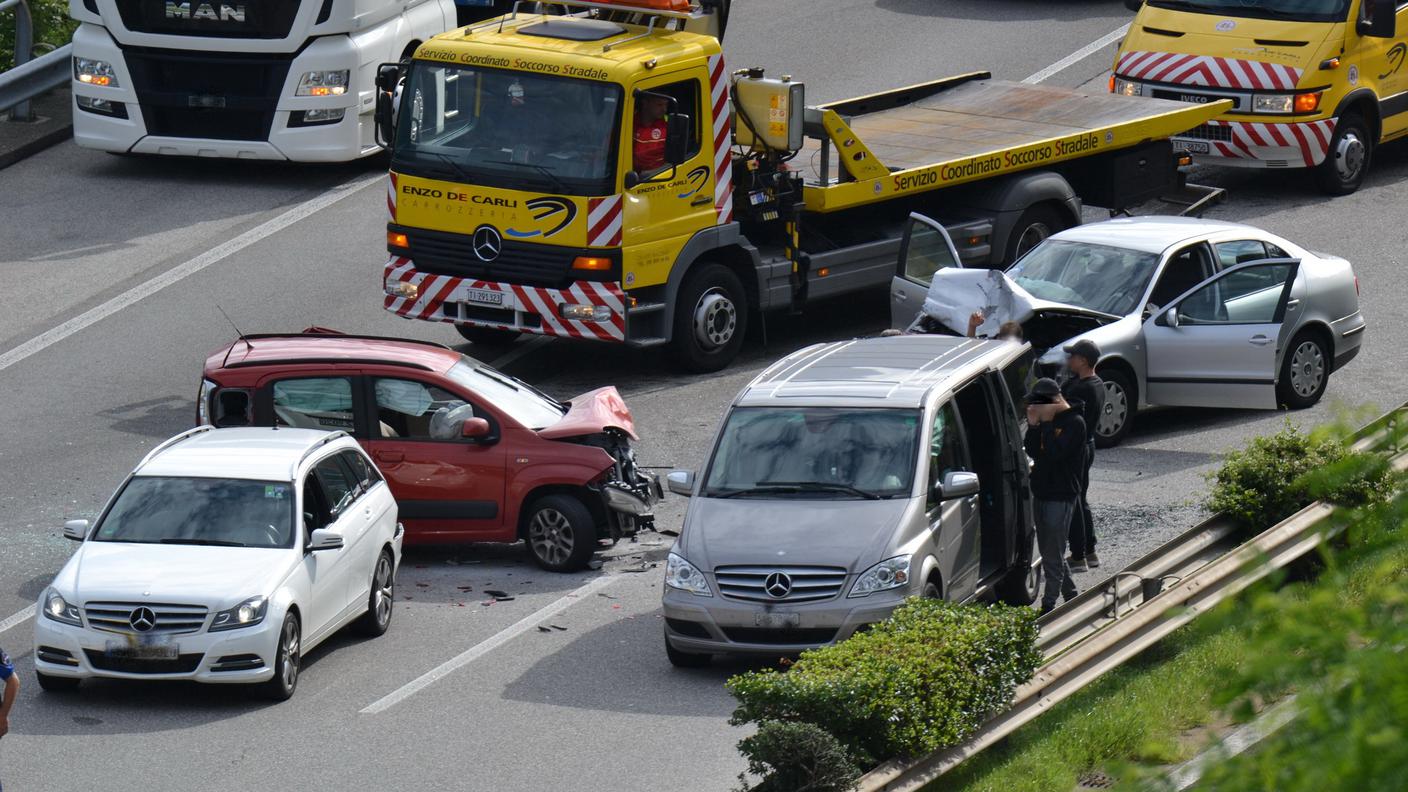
[1360,0,1396,38]
[374,63,401,149]
[1123,0,1142,11]
[665,113,691,166]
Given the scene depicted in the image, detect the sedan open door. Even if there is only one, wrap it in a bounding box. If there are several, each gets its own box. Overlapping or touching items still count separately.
[890,213,963,329]
[1143,259,1301,410]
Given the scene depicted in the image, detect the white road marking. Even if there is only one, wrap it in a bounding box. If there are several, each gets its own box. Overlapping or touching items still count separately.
[0,605,36,636]
[360,574,615,715]
[1023,24,1131,84]
[486,334,553,371]
[0,172,384,375]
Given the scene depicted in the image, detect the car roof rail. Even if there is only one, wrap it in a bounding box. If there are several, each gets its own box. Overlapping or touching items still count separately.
[136,425,218,469]
[231,331,452,351]
[293,431,351,477]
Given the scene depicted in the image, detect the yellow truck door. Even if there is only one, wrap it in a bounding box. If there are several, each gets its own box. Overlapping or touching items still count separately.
[1345,0,1408,139]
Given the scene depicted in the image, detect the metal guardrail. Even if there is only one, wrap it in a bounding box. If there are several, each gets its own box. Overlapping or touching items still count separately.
[0,0,69,121]
[856,403,1408,792]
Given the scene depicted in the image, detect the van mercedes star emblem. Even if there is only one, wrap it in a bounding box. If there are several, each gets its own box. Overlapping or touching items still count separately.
[129,606,157,632]
[763,572,792,598]
[472,225,503,262]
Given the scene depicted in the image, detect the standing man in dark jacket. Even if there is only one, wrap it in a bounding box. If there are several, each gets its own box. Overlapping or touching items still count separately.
[1024,378,1087,615]
[1061,340,1105,572]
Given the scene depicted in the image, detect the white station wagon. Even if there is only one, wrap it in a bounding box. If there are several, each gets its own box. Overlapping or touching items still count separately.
[34,427,402,700]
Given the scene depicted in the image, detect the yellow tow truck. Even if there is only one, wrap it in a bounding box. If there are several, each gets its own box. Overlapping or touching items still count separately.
[373,0,1230,371]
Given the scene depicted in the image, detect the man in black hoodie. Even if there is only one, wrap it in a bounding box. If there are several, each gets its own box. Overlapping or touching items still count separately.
[1024,377,1086,614]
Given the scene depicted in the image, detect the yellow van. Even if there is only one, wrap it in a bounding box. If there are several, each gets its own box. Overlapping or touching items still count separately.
[1115,0,1405,194]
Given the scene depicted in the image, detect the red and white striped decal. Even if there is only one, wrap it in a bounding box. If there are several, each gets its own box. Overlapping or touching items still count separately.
[1117,50,1303,91]
[1196,119,1336,167]
[382,258,627,342]
[587,195,623,247]
[386,172,398,222]
[707,52,734,224]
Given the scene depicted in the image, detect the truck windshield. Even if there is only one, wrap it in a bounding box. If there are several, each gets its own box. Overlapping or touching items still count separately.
[94,477,295,549]
[1007,240,1158,317]
[1145,0,1349,23]
[703,408,920,500]
[394,62,622,196]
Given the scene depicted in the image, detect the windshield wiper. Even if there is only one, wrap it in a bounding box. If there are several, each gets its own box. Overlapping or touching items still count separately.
[157,538,247,547]
[715,481,884,500]
[483,159,566,193]
[403,150,475,183]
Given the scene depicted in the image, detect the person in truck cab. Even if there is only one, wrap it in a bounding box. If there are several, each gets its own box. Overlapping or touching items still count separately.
[1024,377,1086,615]
[633,93,670,173]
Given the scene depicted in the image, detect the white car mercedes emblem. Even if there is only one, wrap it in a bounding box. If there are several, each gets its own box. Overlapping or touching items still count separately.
[472,224,503,262]
[129,606,157,632]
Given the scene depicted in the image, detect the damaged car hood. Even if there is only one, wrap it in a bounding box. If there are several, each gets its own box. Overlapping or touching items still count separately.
[923,268,1118,336]
[538,386,639,440]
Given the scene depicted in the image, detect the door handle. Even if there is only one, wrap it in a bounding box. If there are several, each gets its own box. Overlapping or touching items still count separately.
[690,195,712,207]
[375,450,404,463]
[893,291,909,301]
[1249,334,1274,346]
[1285,299,1300,311]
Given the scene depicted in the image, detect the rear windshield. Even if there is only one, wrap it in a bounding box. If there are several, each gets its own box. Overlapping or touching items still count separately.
[94,476,294,549]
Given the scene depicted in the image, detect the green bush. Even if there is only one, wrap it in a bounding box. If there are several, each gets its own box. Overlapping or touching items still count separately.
[728,599,1041,771]
[1206,422,1392,530]
[1,0,76,71]
[735,721,860,792]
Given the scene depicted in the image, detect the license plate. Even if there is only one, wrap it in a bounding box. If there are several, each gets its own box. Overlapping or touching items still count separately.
[105,635,177,660]
[753,612,800,629]
[464,288,504,306]
[1172,138,1210,154]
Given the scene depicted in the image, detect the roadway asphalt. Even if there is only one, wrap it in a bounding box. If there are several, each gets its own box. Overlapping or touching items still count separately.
[1,2,1405,790]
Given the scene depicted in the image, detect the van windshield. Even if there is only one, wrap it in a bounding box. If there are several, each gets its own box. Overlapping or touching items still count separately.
[703,408,921,500]
[1145,0,1349,24]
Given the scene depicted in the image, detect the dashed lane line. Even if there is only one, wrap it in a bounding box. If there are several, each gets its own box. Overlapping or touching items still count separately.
[1023,24,1130,84]
[0,605,35,636]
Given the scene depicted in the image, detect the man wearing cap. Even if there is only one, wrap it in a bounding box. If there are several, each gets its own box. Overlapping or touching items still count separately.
[1061,340,1105,572]
[1024,378,1086,614]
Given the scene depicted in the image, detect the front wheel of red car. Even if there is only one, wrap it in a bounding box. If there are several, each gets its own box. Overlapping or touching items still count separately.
[524,494,597,572]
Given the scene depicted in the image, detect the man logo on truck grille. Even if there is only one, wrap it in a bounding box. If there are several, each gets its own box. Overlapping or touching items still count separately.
[764,572,793,598]
[473,225,503,262]
[165,2,247,22]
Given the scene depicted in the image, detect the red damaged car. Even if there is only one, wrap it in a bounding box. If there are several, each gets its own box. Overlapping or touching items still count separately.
[197,329,660,571]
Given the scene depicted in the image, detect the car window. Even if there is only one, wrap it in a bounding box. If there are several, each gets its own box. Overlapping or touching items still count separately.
[272,378,355,432]
[927,402,970,508]
[373,377,482,440]
[632,77,702,174]
[1215,239,1270,268]
[1177,262,1296,325]
[1149,244,1216,309]
[340,449,381,490]
[903,221,959,285]
[313,455,359,517]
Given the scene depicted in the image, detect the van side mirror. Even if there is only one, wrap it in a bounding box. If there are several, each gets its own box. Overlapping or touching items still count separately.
[665,113,691,165]
[63,519,90,541]
[308,528,344,552]
[667,469,696,497]
[1123,0,1142,10]
[937,471,980,500]
[1360,0,1396,37]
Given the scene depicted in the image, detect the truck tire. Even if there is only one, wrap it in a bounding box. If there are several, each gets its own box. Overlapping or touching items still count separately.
[670,263,748,373]
[455,324,519,347]
[523,494,597,572]
[1315,113,1371,196]
[1094,367,1135,449]
[997,531,1041,606]
[1277,330,1330,409]
[1004,204,1068,264]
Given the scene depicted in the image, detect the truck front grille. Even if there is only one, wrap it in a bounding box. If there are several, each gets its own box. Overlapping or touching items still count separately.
[114,1,302,39]
[713,565,850,604]
[84,602,209,635]
[398,226,614,288]
[1179,124,1234,142]
[125,47,292,141]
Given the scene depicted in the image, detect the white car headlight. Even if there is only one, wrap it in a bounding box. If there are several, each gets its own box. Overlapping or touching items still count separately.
[665,553,711,597]
[849,556,911,598]
[1113,77,1141,97]
[43,589,83,626]
[210,596,268,632]
[73,56,119,87]
[296,70,350,97]
[1253,94,1294,114]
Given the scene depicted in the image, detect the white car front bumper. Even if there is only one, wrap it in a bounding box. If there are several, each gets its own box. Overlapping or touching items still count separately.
[34,610,280,684]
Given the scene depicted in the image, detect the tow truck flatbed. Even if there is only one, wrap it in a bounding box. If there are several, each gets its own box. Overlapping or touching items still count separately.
[802,73,1232,212]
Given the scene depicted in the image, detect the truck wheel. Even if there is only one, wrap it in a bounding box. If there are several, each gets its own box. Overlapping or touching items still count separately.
[1004,204,1068,264]
[1094,367,1135,449]
[670,263,748,373]
[997,531,1041,606]
[1277,330,1330,409]
[455,324,519,348]
[665,628,711,668]
[35,671,80,692]
[1315,113,1371,196]
[524,494,597,572]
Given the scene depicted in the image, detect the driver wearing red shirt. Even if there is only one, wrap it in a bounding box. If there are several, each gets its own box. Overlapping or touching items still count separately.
[633,94,670,172]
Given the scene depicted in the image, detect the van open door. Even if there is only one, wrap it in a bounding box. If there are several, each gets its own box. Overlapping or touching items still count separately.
[890,213,963,329]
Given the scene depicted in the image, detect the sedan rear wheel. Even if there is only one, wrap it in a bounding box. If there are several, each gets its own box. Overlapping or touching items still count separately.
[1278,332,1330,409]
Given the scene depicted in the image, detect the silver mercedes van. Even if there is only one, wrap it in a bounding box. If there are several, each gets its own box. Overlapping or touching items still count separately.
[661,335,1041,666]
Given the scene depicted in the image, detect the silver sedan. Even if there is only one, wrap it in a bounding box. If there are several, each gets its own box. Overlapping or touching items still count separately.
[889,215,1366,446]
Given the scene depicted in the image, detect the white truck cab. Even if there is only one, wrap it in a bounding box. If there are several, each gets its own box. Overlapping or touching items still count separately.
[68,0,458,161]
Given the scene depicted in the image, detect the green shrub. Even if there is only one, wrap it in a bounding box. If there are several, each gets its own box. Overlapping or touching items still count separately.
[1206,422,1392,530]
[727,599,1041,770]
[735,721,860,792]
[1,0,76,72]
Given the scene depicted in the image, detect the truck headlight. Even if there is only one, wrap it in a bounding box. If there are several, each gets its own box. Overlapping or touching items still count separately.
[1253,94,1294,114]
[559,303,612,322]
[210,596,268,631]
[849,556,910,598]
[1112,77,1141,97]
[296,70,350,97]
[665,553,712,597]
[44,589,83,626]
[73,56,119,87]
